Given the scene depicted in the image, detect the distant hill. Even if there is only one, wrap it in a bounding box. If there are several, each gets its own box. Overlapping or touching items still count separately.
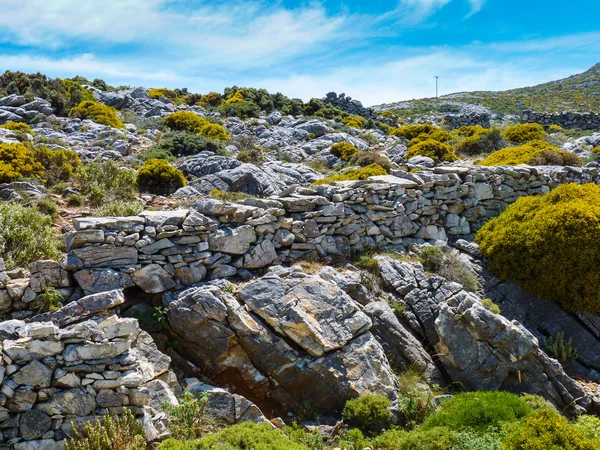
[375,63,600,117]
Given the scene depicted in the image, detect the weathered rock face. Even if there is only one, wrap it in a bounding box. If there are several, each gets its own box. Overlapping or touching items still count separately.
[165,267,399,413]
[377,256,589,413]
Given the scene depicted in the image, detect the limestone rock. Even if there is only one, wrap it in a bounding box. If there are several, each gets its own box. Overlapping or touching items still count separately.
[131,264,176,293]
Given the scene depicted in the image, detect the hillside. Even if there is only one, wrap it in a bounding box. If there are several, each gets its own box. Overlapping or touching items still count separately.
[375,62,600,117]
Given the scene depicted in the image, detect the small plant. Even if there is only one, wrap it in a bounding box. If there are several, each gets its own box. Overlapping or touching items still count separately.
[481,298,501,314]
[209,189,254,203]
[543,331,579,362]
[193,422,310,450]
[438,253,479,292]
[67,194,84,207]
[549,124,564,133]
[342,394,392,434]
[330,142,360,160]
[313,163,387,185]
[65,409,146,450]
[237,147,264,165]
[36,287,64,313]
[69,100,125,128]
[418,246,445,272]
[222,281,236,294]
[339,428,368,450]
[136,159,186,195]
[295,401,320,421]
[347,150,392,171]
[74,160,138,203]
[162,391,209,440]
[36,198,59,218]
[406,139,458,163]
[0,203,62,269]
[396,367,438,429]
[153,306,168,330]
[96,200,144,217]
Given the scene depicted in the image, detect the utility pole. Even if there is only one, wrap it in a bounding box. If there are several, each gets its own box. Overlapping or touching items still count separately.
[435,76,439,98]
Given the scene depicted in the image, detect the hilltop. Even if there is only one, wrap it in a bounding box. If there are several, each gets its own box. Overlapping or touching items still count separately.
[374,62,600,117]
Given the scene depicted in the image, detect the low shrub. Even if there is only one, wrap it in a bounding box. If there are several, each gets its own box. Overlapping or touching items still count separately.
[36,287,64,313]
[476,183,600,312]
[405,139,458,163]
[220,100,261,119]
[418,246,445,272]
[438,252,479,292]
[455,125,487,137]
[0,143,44,182]
[396,368,437,428]
[347,151,392,171]
[342,394,392,433]
[0,203,62,269]
[343,115,365,129]
[162,392,209,440]
[136,159,186,195]
[313,163,387,185]
[237,147,264,165]
[195,422,310,450]
[148,87,180,103]
[481,298,501,314]
[421,391,532,432]
[478,140,581,166]
[330,142,361,160]
[65,409,146,450]
[163,111,231,141]
[209,189,254,203]
[199,91,223,107]
[391,124,455,143]
[503,123,545,143]
[33,146,81,185]
[140,146,176,162]
[452,430,502,450]
[0,121,34,134]
[455,129,507,156]
[67,194,83,207]
[36,198,59,217]
[149,131,225,159]
[96,200,144,217]
[74,160,138,203]
[549,124,564,133]
[575,415,600,443]
[69,100,125,129]
[543,331,579,362]
[370,427,457,450]
[502,408,599,450]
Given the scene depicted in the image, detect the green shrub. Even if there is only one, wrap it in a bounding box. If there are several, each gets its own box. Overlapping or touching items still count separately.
[452,430,502,450]
[196,422,310,450]
[342,394,392,434]
[406,139,458,163]
[74,160,138,203]
[455,125,487,137]
[32,146,81,185]
[209,189,254,203]
[140,146,176,162]
[66,194,83,207]
[476,183,600,313]
[348,151,392,171]
[481,298,501,314]
[478,140,581,166]
[36,198,59,217]
[65,409,146,450]
[313,163,387,185]
[96,200,144,217]
[0,121,34,134]
[162,392,209,440]
[220,100,261,119]
[396,368,437,428]
[163,111,231,141]
[421,392,533,432]
[574,415,600,443]
[284,423,326,450]
[371,427,457,450]
[549,124,564,133]
[503,123,545,143]
[455,129,507,156]
[136,158,186,195]
[591,146,600,154]
[146,131,225,160]
[343,115,365,129]
[502,408,599,450]
[543,331,579,362]
[391,124,456,143]
[330,142,361,161]
[419,246,445,272]
[199,91,223,107]
[69,100,125,129]
[0,203,61,269]
[237,147,264,165]
[36,287,64,313]
[148,88,181,103]
[520,394,557,412]
[0,143,45,182]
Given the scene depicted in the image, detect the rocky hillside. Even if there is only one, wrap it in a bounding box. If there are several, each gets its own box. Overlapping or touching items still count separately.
[375,62,600,117]
[1,70,600,449]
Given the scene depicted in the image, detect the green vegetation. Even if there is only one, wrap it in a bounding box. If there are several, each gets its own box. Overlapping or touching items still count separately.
[136,158,186,195]
[35,287,64,313]
[313,163,387,185]
[503,123,545,143]
[163,111,231,141]
[148,87,182,103]
[342,394,393,434]
[478,140,581,167]
[74,160,138,206]
[143,131,225,161]
[0,203,62,269]
[418,246,445,272]
[209,189,254,203]
[330,142,361,160]
[455,129,507,156]
[95,200,144,217]
[69,100,125,128]
[481,298,501,314]
[0,121,34,134]
[343,115,366,129]
[391,124,456,143]
[32,146,81,185]
[0,143,44,182]
[476,183,600,313]
[406,139,458,163]
[347,150,392,171]
[543,331,579,362]
[65,409,146,450]
[162,392,210,440]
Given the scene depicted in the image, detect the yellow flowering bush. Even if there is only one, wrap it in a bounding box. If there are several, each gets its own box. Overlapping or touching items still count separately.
[0,143,45,182]
[313,163,387,185]
[406,139,458,162]
[330,142,360,160]
[503,123,545,143]
[0,121,34,134]
[478,140,580,166]
[69,101,125,128]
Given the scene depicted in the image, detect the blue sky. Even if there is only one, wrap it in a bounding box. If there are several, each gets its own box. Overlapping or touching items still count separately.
[0,0,598,105]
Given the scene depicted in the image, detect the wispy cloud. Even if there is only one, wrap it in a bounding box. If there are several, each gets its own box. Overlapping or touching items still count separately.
[398,0,453,22]
[466,0,487,17]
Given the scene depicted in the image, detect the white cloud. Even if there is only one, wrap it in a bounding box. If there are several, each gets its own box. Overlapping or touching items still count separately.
[399,0,452,22]
[466,0,487,16]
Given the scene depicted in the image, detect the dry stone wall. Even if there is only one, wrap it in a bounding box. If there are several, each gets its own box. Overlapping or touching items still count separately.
[523,110,600,130]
